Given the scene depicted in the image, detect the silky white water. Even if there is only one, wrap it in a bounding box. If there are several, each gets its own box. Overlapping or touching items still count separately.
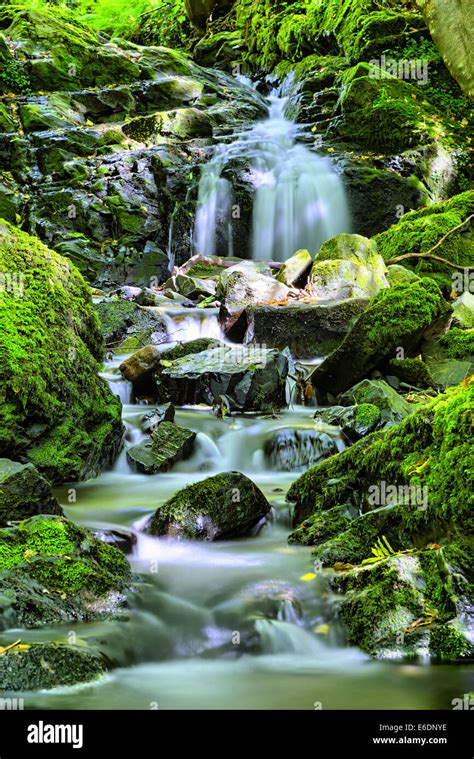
[194,92,350,262]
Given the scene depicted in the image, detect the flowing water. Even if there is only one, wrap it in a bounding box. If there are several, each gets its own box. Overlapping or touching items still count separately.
[194,91,351,262]
[4,312,470,711]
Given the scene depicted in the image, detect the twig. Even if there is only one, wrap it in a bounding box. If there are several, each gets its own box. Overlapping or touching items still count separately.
[386,214,474,271]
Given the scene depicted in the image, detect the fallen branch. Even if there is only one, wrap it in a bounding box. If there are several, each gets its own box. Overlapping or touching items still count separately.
[386,214,474,271]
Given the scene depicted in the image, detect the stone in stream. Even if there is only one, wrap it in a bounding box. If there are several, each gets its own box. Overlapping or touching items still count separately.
[0,459,63,526]
[127,422,196,474]
[141,404,176,433]
[264,430,338,472]
[218,266,291,340]
[165,273,218,301]
[94,300,168,350]
[154,345,288,412]
[308,233,389,301]
[338,379,413,423]
[276,249,312,287]
[0,643,107,691]
[148,471,271,540]
[244,299,369,360]
[309,279,452,398]
[0,515,132,631]
[313,404,383,443]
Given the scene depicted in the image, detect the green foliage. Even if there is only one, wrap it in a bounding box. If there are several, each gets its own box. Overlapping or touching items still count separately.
[439,328,474,360]
[133,0,192,49]
[361,535,396,565]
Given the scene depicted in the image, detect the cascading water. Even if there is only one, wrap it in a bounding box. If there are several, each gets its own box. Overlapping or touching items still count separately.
[194,91,350,262]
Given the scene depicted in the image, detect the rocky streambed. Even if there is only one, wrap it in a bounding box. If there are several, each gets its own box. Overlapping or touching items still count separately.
[0,1,473,709]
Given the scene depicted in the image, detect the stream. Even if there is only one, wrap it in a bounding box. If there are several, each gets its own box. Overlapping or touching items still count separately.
[11,309,471,711]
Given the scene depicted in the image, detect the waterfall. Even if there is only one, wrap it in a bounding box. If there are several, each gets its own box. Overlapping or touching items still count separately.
[194,92,350,262]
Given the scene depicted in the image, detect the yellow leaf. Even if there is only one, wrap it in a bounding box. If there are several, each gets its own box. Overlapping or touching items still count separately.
[300,572,316,582]
[314,624,330,636]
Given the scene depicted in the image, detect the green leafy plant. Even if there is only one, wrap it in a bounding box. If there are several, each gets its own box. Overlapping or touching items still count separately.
[361,535,397,565]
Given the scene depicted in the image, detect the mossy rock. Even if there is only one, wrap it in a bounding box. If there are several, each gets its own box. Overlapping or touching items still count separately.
[314,403,383,444]
[0,642,106,690]
[148,471,271,540]
[310,234,389,300]
[127,422,196,474]
[386,357,435,388]
[288,381,473,539]
[0,515,132,630]
[439,328,474,361]
[339,379,415,421]
[0,459,63,526]
[327,546,473,661]
[310,278,451,398]
[0,221,123,483]
[374,191,474,281]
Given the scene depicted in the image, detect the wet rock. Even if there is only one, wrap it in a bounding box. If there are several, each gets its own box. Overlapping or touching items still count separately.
[309,234,389,301]
[0,221,123,483]
[288,382,472,530]
[94,300,168,350]
[127,422,196,474]
[148,471,271,540]
[309,279,452,398]
[276,249,312,287]
[327,546,473,662]
[154,345,288,411]
[218,266,291,340]
[313,404,383,443]
[0,643,106,691]
[120,345,162,387]
[93,528,137,555]
[264,429,338,472]
[339,380,413,423]
[385,358,434,389]
[244,299,369,360]
[141,404,176,433]
[0,515,132,630]
[0,460,63,526]
[166,273,218,300]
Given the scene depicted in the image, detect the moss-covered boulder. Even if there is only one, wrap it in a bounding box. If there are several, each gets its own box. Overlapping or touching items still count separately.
[0,459,63,526]
[0,515,132,629]
[374,192,474,285]
[309,278,451,398]
[309,233,389,300]
[148,471,271,540]
[0,641,106,691]
[0,221,123,483]
[127,422,196,474]
[326,545,473,661]
[288,381,473,534]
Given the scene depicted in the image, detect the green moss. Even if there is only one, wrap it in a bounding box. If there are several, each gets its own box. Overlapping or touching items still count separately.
[374,192,474,277]
[387,358,434,388]
[0,515,130,596]
[439,328,474,360]
[289,382,474,545]
[0,220,123,482]
[355,403,382,430]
